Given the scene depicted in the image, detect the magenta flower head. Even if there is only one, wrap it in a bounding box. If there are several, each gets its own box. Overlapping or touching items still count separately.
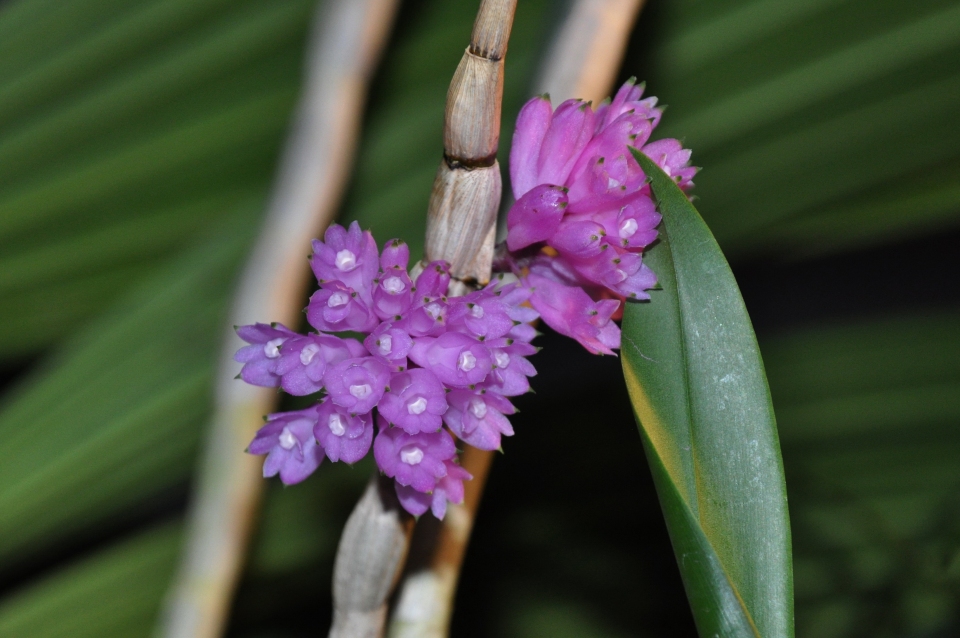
[506,184,569,252]
[313,400,373,464]
[372,266,414,320]
[234,322,299,387]
[324,357,390,414]
[310,221,379,296]
[413,260,452,299]
[307,281,378,333]
[500,79,696,353]
[409,332,493,388]
[374,419,456,493]
[364,322,414,370]
[509,79,684,205]
[446,286,515,340]
[249,407,323,484]
[274,333,365,396]
[443,389,516,451]
[378,368,448,434]
[380,238,410,270]
[399,298,449,337]
[395,460,472,519]
[525,271,621,355]
[484,340,538,396]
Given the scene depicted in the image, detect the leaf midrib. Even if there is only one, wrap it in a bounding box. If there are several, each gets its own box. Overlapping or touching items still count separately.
[645,152,764,637]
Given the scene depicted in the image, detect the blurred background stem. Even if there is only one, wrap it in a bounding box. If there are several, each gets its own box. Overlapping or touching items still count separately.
[156,1,399,636]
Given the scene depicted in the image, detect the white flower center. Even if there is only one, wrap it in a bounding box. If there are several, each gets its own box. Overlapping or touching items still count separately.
[328,291,349,308]
[335,249,357,271]
[458,351,477,372]
[619,218,638,239]
[349,383,372,399]
[469,304,484,318]
[607,176,621,189]
[299,342,321,365]
[328,414,346,436]
[400,446,424,465]
[426,303,443,320]
[468,398,487,419]
[493,351,510,368]
[382,276,405,294]
[278,427,297,450]
[263,338,284,359]
[407,396,428,415]
[377,335,393,355]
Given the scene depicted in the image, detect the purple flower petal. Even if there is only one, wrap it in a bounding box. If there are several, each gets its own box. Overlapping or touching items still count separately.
[234,322,299,387]
[374,421,456,493]
[249,407,323,485]
[505,184,569,251]
[443,390,515,451]
[323,357,390,414]
[314,400,373,464]
[409,332,493,388]
[525,273,621,355]
[378,368,448,434]
[510,95,553,199]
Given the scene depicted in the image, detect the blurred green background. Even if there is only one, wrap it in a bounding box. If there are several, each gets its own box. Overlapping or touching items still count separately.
[0,0,957,636]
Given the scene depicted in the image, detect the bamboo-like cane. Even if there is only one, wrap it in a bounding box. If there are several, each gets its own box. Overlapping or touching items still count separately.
[423,0,516,287]
[388,2,646,636]
[329,3,516,637]
[156,2,399,637]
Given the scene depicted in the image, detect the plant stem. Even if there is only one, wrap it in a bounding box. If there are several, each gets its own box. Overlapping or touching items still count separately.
[330,475,416,638]
[387,1,646,636]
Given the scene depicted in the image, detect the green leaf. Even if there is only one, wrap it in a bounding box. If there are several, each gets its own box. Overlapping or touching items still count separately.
[621,148,793,637]
[643,0,960,257]
[0,208,258,566]
[0,0,314,357]
[0,521,181,638]
[757,313,960,636]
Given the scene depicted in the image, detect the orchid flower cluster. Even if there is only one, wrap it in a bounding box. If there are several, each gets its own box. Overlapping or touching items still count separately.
[236,223,538,519]
[499,78,695,355]
[235,79,694,518]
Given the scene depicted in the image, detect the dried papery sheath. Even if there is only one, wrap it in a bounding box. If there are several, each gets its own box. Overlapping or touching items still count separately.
[425,0,515,284]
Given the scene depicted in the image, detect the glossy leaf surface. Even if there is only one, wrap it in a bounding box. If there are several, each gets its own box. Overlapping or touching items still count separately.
[622,149,793,637]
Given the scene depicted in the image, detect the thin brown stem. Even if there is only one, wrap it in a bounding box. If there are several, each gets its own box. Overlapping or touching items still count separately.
[387,446,495,637]
[156,2,399,636]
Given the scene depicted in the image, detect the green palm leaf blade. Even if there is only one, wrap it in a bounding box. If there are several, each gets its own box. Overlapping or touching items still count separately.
[622,149,793,637]
[0,522,181,638]
[0,0,313,358]
[643,0,960,257]
[758,313,960,636]
[0,208,258,566]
